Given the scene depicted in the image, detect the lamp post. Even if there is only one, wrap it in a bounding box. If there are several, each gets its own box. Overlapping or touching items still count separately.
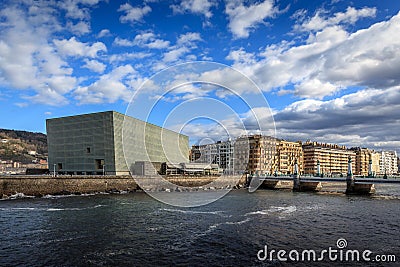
[53,164,56,177]
[103,164,105,176]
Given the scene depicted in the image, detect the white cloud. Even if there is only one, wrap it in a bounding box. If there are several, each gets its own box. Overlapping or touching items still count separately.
[118,3,152,23]
[171,0,215,18]
[295,6,377,32]
[74,65,137,104]
[134,32,170,49]
[54,37,107,58]
[114,32,170,49]
[97,29,111,38]
[82,59,106,73]
[177,32,202,46]
[113,37,135,46]
[66,21,91,35]
[293,79,339,99]
[225,0,280,38]
[0,5,77,105]
[57,0,102,20]
[109,52,152,63]
[163,47,190,63]
[273,86,400,153]
[227,11,400,99]
[155,32,203,68]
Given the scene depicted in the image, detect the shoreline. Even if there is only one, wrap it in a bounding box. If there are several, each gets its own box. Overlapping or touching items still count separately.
[0,175,246,199]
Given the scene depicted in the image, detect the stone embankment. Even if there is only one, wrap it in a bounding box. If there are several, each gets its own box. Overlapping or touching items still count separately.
[0,175,247,198]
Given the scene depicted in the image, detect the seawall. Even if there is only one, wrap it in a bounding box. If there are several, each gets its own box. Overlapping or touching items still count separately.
[0,175,246,197]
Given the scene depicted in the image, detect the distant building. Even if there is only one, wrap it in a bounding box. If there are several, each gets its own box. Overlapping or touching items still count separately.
[190,135,303,175]
[276,140,304,175]
[46,111,189,175]
[234,135,277,175]
[302,141,355,176]
[380,150,398,175]
[350,147,380,176]
[191,140,235,174]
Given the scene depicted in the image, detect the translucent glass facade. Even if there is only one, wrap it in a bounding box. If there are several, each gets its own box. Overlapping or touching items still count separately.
[47,111,189,175]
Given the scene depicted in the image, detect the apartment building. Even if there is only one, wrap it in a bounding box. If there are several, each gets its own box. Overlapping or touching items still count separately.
[302,141,356,176]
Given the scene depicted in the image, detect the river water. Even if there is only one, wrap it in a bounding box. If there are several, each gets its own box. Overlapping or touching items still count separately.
[0,185,399,266]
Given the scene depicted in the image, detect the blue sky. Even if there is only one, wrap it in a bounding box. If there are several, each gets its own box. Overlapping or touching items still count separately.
[0,0,400,152]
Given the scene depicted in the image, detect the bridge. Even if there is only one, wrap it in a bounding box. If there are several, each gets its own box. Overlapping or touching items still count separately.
[248,158,400,194]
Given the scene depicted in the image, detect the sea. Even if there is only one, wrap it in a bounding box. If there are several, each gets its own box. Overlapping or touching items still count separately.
[0,184,399,266]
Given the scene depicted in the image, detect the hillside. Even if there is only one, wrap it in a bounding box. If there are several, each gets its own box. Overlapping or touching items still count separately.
[0,129,47,164]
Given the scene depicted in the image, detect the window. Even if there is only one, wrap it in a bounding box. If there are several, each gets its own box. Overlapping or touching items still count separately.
[86,147,91,153]
[95,159,104,170]
[57,163,63,170]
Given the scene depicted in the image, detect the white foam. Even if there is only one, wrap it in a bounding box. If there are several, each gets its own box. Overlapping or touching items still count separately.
[245,205,297,216]
[0,204,105,212]
[161,208,225,215]
[7,193,35,199]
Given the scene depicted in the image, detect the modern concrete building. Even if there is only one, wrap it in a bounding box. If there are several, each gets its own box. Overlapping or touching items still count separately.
[46,111,189,175]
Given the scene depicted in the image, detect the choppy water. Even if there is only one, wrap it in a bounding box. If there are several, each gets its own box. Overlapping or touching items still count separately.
[0,185,399,266]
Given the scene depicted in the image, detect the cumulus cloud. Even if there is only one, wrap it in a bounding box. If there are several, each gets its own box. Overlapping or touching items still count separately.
[109,52,153,63]
[54,37,107,58]
[66,21,91,35]
[114,32,170,49]
[227,10,400,99]
[0,5,77,105]
[134,32,170,49]
[118,3,152,23]
[82,59,106,73]
[153,32,203,70]
[295,6,377,32]
[225,0,280,38]
[171,0,215,18]
[97,29,111,38]
[74,65,137,104]
[273,86,400,153]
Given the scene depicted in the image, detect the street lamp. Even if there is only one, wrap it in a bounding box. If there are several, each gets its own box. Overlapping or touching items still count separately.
[53,164,56,177]
[103,164,105,176]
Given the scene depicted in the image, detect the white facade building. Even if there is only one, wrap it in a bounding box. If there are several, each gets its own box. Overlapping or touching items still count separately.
[380,151,398,175]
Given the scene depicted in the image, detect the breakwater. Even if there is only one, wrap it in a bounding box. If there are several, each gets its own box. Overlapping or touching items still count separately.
[0,175,246,197]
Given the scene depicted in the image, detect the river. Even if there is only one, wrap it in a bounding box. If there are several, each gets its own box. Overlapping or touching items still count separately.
[0,185,399,266]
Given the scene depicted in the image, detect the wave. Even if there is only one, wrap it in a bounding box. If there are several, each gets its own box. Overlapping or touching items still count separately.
[160,208,225,215]
[245,205,297,216]
[372,195,400,200]
[42,193,97,199]
[0,204,105,212]
[1,193,36,200]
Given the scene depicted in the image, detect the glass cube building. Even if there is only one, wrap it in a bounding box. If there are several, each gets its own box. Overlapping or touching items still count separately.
[46,111,189,175]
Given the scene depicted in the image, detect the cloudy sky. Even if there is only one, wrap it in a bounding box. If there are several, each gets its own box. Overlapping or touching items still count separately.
[0,0,399,153]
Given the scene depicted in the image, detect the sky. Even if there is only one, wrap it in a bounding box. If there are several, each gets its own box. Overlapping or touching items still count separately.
[0,0,399,153]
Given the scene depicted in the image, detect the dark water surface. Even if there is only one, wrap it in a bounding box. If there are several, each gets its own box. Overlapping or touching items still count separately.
[0,185,399,266]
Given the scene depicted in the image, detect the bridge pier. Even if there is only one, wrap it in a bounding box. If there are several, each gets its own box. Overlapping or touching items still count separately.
[292,160,322,192]
[262,180,293,189]
[346,157,375,194]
